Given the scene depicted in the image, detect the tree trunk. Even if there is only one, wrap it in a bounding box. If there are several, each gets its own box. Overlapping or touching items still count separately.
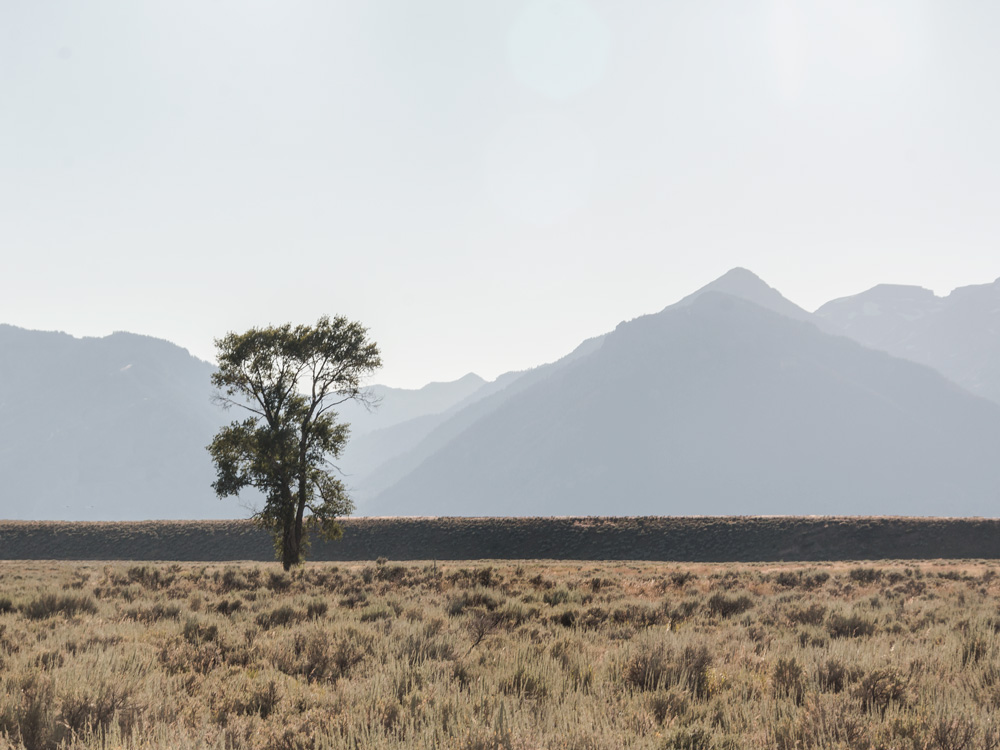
[295,471,308,564]
[281,520,298,571]
[279,483,300,570]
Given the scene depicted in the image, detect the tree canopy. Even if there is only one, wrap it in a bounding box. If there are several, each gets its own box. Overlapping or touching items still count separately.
[208,316,381,569]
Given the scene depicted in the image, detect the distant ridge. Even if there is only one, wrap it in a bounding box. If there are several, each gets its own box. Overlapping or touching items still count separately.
[5,267,1000,522]
[368,289,1000,517]
[0,325,260,520]
[336,372,487,435]
[346,267,819,506]
[817,277,1000,404]
[5,517,1000,562]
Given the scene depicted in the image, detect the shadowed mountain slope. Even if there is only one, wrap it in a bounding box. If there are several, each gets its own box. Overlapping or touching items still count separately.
[349,268,820,506]
[346,336,603,503]
[368,293,1000,517]
[0,325,256,520]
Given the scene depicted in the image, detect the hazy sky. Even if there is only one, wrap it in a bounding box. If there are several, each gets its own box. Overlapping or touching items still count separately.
[3,1,1000,388]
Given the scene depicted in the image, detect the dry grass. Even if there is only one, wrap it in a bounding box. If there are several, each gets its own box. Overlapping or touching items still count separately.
[2,559,1000,749]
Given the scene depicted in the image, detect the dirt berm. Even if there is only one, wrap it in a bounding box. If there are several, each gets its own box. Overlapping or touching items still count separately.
[2,516,1000,561]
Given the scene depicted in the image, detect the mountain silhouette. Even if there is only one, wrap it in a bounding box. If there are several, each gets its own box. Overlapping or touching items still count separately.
[0,325,260,520]
[344,334,603,504]
[817,278,1000,404]
[336,373,487,436]
[674,267,816,322]
[352,268,823,510]
[6,268,1000,521]
[367,291,1000,516]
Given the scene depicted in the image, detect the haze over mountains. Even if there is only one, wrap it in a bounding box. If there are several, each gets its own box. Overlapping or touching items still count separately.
[0,325,255,520]
[3,268,1000,520]
[817,279,1000,405]
[369,290,1000,516]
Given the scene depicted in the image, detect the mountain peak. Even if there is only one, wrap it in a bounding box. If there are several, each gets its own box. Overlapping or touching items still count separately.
[672,267,813,322]
[718,266,763,282]
[700,267,780,296]
[815,284,941,323]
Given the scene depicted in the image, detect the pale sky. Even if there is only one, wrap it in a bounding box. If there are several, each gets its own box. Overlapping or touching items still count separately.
[3,1,999,388]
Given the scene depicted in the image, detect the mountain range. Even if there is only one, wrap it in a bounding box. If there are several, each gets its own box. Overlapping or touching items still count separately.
[2,268,999,520]
[0,325,253,520]
[816,279,1000,404]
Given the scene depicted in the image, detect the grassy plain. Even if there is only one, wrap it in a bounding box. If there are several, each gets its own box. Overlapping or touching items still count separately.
[2,559,1000,749]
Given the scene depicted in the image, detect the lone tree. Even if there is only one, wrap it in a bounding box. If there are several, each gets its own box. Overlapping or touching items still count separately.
[208,316,381,570]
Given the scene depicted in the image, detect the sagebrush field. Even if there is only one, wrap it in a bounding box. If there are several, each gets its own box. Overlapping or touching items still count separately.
[2,559,1000,749]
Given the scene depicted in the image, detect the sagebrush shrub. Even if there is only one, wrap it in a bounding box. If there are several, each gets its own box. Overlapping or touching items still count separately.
[962,633,991,667]
[216,567,259,593]
[543,588,571,607]
[256,606,303,630]
[854,667,908,714]
[772,657,805,705]
[827,612,877,638]
[552,609,577,628]
[648,689,689,724]
[500,664,547,698]
[579,606,608,629]
[707,593,754,619]
[661,723,714,750]
[787,603,827,626]
[773,571,802,588]
[215,598,243,616]
[817,658,848,693]
[0,672,57,750]
[267,571,292,592]
[612,603,663,628]
[360,604,393,622]
[931,716,977,750]
[670,571,696,587]
[376,564,408,583]
[60,676,137,736]
[182,616,219,644]
[3,558,1000,750]
[446,589,501,616]
[127,565,173,590]
[306,599,328,619]
[849,567,883,585]
[622,643,713,697]
[123,603,181,623]
[21,594,98,620]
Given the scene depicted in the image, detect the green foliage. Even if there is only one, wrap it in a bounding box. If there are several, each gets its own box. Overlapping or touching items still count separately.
[208,315,381,570]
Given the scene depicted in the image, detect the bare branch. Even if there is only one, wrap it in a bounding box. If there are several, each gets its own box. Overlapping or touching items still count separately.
[211,393,266,418]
